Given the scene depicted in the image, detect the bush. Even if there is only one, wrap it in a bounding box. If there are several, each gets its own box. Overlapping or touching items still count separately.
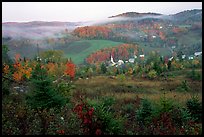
[147,70,157,79]
[157,92,174,113]
[2,79,11,96]
[186,95,202,122]
[187,69,202,81]
[117,74,126,83]
[136,99,153,125]
[176,80,190,92]
[85,98,124,135]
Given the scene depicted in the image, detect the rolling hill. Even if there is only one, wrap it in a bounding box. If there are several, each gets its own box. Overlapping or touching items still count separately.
[2,9,202,65]
[62,40,124,64]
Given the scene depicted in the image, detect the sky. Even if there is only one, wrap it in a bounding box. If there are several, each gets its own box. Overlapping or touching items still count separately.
[2,2,202,22]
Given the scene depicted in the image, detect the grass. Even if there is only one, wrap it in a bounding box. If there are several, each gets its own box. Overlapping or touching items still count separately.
[73,70,202,106]
[63,40,123,64]
[134,41,172,57]
[177,30,202,46]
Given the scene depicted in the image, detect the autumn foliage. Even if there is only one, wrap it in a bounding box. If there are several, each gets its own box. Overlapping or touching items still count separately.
[86,44,138,64]
[64,59,76,79]
[12,54,32,82]
[73,26,112,39]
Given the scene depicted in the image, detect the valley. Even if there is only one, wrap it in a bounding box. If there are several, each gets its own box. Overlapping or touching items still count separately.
[2,7,202,135]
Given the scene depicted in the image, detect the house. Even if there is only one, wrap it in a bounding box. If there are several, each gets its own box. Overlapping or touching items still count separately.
[194,52,202,57]
[168,56,173,61]
[128,58,135,63]
[152,35,156,38]
[134,55,137,58]
[182,55,186,59]
[159,26,163,29]
[188,56,194,60]
[139,55,145,58]
[172,46,176,49]
[117,60,124,65]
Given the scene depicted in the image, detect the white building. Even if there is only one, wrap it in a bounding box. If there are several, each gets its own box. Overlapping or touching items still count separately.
[172,46,176,49]
[194,52,202,56]
[128,58,135,63]
[182,55,186,59]
[139,55,145,58]
[188,56,194,60]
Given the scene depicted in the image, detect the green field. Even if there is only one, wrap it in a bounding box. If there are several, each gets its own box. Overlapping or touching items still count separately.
[134,42,172,57]
[64,40,123,64]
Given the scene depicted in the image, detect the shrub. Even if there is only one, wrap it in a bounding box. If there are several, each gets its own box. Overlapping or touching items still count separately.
[157,92,174,113]
[117,74,126,83]
[176,80,190,92]
[187,69,202,81]
[100,63,107,74]
[186,95,202,122]
[147,70,157,79]
[84,98,124,135]
[136,99,153,125]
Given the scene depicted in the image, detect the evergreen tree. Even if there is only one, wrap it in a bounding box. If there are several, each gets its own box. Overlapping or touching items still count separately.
[27,63,66,110]
[100,63,107,74]
[26,63,66,134]
[2,45,12,65]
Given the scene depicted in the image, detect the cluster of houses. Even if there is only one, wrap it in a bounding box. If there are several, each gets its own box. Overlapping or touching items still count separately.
[109,50,202,67]
[168,51,202,61]
[109,54,145,67]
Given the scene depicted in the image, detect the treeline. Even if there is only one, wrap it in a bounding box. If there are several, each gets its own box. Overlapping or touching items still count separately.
[85,44,140,64]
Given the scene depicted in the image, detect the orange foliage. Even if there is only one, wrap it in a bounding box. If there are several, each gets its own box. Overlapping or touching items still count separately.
[3,64,10,74]
[73,26,112,39]
[46,62,56,75]
[12,54,33,81]
[86,44,138,64]
[64,60,76,79]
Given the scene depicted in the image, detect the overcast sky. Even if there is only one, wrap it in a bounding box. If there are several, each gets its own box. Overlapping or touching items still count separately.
[2,2,202,22]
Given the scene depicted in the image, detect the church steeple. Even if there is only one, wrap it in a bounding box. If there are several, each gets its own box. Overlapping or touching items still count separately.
[110,55,115,64]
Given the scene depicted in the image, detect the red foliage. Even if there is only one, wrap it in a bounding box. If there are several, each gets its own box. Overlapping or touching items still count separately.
[73,26,112,39]
[95,129,102,135]
[86,44,138,64]
[73,98,102,135]
[56,130,65,135]
[64,60,76,79]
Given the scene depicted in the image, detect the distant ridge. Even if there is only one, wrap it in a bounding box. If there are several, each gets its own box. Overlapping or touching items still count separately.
[109,12,162,18]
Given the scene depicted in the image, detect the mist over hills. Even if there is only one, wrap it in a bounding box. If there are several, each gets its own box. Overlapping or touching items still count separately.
[2,9,202,64]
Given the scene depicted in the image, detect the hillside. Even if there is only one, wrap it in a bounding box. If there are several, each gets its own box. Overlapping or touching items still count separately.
[2,9,202,65]
[63,40,124,64]
[73,9,202,61]
[109,12,162,18]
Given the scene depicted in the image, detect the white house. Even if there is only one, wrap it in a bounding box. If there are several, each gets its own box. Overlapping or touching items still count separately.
[128,58,135,63]
[182,55,186,59]
[172,46,176,49]
[188,56,194,60]
[139,55,145,58]
[152,35,156,38]
[194,52,202,56]
[117,60,124,66]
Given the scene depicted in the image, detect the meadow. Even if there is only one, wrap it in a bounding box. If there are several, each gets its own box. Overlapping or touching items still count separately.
[63,40,123,64]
